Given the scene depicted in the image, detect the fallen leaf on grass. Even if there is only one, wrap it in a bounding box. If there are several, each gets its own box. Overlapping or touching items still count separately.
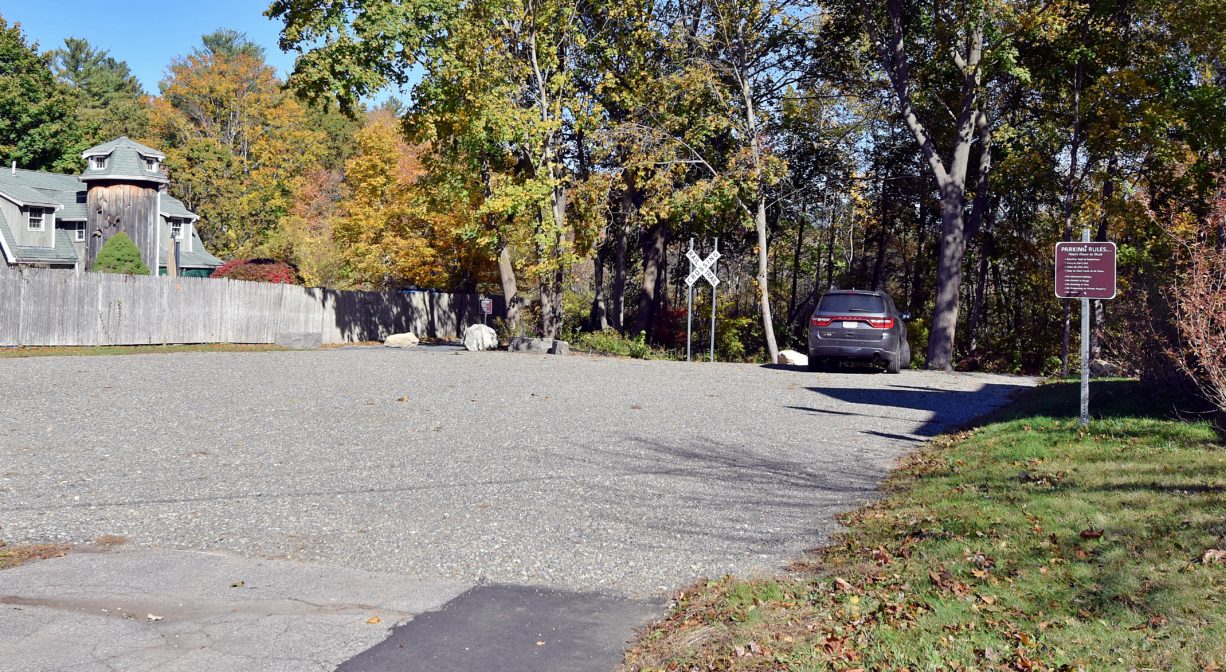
[367,616,382,624]
[833,577,854,592]
[1080,529,1104,540]
[1203,549,1226,565]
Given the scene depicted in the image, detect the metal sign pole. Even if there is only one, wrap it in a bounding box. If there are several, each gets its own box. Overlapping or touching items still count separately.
[709,238,718,362]
[1080,228,1091,428]
[686,238,694,363]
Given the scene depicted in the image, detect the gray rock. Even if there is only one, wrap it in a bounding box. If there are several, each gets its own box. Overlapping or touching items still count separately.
[1089,359,1122,378]
[508,337,570,355]
[274,332,322,350]
[462,324,499,352]
[384,332,420,348]
[777,349,808,367]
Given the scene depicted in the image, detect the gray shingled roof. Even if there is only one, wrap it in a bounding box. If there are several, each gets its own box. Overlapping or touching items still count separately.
[160,227,223,269]
[0,176,62,208]
[80,136,169,184]
[0,207,17,263]
[82,136,165,159]
[161,194,197,219]
[16,229,80,264]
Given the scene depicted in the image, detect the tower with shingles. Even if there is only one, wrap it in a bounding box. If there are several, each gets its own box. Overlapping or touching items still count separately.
[79,137,169,271]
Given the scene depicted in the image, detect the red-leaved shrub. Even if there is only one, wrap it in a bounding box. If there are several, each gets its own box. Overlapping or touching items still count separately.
[1166,182,1226,423]
[212,258,298,284]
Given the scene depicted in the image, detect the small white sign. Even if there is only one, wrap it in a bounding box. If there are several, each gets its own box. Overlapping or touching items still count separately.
[480,298,494,315]
[685,249,720,288]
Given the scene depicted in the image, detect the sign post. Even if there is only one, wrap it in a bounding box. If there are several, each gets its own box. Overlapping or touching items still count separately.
[684,239,720,363]
[1054,230,1117,427]
[480,297,494,325]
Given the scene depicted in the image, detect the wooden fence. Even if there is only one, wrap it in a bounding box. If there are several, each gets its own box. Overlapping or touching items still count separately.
[0,268,504,347]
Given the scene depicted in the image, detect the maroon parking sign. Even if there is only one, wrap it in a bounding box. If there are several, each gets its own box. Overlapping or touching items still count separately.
[1055,241,1117,300]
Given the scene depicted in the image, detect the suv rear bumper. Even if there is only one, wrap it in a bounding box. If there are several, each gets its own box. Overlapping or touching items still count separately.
[808,344,895,361]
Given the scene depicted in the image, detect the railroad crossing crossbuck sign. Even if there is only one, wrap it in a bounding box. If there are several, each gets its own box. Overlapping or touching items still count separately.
[685,249,721,288]
[685,239,720,363]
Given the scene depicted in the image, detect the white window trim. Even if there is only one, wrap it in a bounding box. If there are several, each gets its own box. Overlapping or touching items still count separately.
[170,219,184,240]
[145,157,160,172]
[90,156,107,170]
[27,207,45,231]
[71,222,85,242]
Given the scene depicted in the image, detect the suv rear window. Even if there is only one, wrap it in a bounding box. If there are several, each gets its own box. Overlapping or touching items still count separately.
[817,294,885,313]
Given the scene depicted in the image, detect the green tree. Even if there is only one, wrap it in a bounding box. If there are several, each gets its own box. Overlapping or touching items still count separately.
[0,16,82,172]
[91,232,150,275]
[51,37,148,144]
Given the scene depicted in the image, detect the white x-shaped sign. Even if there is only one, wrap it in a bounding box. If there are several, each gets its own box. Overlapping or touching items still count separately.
[685,249,721,287]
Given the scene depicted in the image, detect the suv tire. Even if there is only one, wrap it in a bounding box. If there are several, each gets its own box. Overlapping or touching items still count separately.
[886,349,902,374]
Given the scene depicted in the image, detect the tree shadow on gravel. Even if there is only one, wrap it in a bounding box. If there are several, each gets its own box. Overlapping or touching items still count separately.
[805,381,1031,436]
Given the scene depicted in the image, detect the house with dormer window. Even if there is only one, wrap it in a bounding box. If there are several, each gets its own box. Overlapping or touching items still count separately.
[0,137,223,276]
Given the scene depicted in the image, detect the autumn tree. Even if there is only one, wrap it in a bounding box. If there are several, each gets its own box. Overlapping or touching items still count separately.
[148,30,325,258]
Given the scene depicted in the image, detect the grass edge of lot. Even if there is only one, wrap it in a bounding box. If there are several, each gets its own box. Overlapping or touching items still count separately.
[621,380,1226,671]
[0,344,290,358]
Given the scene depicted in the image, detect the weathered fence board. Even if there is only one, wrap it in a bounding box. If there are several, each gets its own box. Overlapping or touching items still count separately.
[0,268,503,347]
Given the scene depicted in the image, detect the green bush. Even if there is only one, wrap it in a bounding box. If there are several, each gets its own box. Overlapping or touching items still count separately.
[91,232,149,275]
[575,329,656,359]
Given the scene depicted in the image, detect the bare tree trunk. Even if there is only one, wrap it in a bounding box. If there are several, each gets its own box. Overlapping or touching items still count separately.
[1090,154,1117,360]
[1060,56,1085,377]
[612,221,627,332]
[634,221,666,339]
[497,238,521,334]
[968,239,990,357]
[871,0,986,371]
[755,195,780,363]
[589,239,608,331]
[787,208,806,325]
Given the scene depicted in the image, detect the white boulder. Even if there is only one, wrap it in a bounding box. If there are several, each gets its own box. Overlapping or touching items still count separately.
[777,349,809,367]
[462,324,499,352]
[384,332,420,348]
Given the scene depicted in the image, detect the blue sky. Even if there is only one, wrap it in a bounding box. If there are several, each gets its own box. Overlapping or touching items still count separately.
[0,1,297,93]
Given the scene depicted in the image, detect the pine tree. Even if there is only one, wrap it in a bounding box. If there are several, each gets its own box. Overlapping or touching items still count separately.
[92,233,150,275]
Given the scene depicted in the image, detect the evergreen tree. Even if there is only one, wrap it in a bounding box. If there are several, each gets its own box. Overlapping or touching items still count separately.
[51,37,149,144]
[92,232,150,275]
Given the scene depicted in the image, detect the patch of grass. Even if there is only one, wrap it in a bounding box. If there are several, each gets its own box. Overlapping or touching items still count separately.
[623,381,1226,671]
[0,542,68,570]
[0,344,289,358]
[574,330,667,360]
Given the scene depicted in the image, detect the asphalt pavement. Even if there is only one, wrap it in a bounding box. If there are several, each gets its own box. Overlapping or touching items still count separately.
[0,347,1034,670]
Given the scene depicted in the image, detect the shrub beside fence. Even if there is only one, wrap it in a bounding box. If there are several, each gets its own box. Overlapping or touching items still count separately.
[0,268,504,347]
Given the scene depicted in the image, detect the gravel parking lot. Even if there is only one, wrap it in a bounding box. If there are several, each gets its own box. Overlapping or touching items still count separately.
[0,348,1032,597]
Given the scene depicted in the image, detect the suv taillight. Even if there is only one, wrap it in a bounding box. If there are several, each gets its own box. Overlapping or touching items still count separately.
[811,316,894,328]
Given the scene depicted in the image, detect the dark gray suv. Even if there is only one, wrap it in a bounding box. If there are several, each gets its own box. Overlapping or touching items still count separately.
[807,290,911,373]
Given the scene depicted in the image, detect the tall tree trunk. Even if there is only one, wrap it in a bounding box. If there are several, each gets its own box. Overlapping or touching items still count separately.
[1090,154,1117,360]
[589,238,608,331]
[873,0,986,371]
[755,195,781,363]
[968,238,990,357]
[740,73,780,364]
[612,221,627,332]
[497,237,521,334]
[1060,56,1085,377]
[634,221,667,339]
[787,208,806,325]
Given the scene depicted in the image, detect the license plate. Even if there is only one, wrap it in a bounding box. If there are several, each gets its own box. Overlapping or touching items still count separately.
[842,321,859,329]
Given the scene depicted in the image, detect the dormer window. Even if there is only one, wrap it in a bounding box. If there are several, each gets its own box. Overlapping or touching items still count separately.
[90,156,107,170]
[170,219,184,240]
[145,157,160,172]
[28,207,45,231]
